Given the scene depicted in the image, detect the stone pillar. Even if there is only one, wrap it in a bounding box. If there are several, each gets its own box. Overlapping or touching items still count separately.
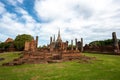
[81,38,83,52]
[36,36,38,48]
[53,35,55,42]
[66,41,68,49]
[50,36,52,44]
[71,40,73,50]
[75,38,78,50]
[24,41,30,51]
[31,40,36,52]
[112,32,119,53]
[50,36,53,52]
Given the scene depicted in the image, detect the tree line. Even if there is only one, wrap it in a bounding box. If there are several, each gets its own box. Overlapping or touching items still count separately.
[89,39,120,46]
[0,34,33,51]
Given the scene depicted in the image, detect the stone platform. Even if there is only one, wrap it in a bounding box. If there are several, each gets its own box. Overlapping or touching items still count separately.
[2,50,83,66]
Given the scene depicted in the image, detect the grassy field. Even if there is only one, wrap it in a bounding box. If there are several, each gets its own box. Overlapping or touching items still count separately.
[0,52,120,80]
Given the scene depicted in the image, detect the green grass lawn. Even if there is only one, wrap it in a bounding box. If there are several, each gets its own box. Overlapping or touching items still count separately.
[0,52,120,80]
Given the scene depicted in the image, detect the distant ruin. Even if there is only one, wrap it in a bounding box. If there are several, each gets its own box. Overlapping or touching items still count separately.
[0,38,15,53]
[84,32,120,54]
[112,32,119,53]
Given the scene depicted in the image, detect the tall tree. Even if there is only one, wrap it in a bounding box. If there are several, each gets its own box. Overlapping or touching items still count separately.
[14,34,33,51]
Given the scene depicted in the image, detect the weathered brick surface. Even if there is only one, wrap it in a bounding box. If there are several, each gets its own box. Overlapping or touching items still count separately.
[24,41,30,51]
[24,39,37,52]
[5,38,13,43]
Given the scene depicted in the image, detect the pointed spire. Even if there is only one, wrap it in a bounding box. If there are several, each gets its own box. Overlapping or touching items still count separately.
[53,35,55,42]
[57,29,62,42]
[50,36,52,44]
[58,29,60,38]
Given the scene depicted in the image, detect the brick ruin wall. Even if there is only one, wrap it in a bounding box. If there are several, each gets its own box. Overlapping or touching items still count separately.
[84,45,120,54]
[84,32,120,54]
[24,40,37,52]
[83,45,114,54]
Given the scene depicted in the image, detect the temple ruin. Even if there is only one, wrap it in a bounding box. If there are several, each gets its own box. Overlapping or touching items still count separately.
[49,30,68,52]
[3,30,84,65]
[2,31,120,66]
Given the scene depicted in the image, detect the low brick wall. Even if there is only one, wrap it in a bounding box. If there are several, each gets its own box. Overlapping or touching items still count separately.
[84,45,117,54]
[62,53,81,57]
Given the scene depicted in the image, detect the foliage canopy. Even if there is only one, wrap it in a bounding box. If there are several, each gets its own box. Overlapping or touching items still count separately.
[14,34,33,51]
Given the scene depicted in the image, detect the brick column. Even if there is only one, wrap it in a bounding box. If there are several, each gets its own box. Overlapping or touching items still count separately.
[36,36,38,48]
[75,38,78,50]
[81,38,83,52]
[50,36,52,44]
[112,32,119,53]
[71,40,73,50]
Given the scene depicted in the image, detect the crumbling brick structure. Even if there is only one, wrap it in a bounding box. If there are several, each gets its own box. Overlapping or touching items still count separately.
[4,38,15,52]
[24,36,38,52]
[49,30,83,52]
[5,38,13,43]
[84,32,120,54]
[2,30,84,66]
[49,30,68,52]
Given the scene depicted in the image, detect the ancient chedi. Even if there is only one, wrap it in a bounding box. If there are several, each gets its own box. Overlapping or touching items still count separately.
[49,30,68,52]
[49,30,83,52]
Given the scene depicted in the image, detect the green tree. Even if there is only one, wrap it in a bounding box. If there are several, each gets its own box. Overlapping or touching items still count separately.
[0,42,13,51]
[89,39,114,46]
[67,44,76,50]
[42,45,47,48]
[0,42,5,50]
[14,34,33,51]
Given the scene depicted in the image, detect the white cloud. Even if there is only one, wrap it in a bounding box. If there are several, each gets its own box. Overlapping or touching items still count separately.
[0,6,40,42]
[17,0,24,4]
[0,33,9,42]
[15,7,36,23]
[7,0,24,6]
[34,0,120,45]
[7,0,17,6]
[0,0,120,46]
[0,2,6,14]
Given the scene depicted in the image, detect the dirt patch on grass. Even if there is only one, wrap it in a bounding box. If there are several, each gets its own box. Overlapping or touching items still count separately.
[0,58,5,61]
[78,55,97,64]
[30,76,39,80]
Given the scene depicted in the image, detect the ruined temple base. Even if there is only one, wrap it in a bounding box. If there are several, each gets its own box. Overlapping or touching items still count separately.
[2,51,96,66]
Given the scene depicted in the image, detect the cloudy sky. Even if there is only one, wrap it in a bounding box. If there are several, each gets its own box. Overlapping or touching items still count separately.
[0,0,120,46]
